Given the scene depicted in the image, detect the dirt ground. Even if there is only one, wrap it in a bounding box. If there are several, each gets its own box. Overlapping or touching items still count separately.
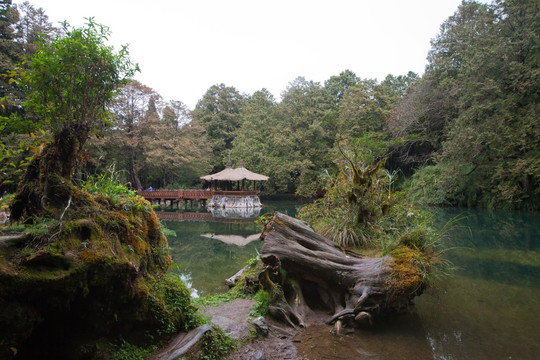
[202,298,305,360]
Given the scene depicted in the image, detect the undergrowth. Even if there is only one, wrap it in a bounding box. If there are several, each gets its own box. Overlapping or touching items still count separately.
[298,138,456,286]
[104,339,157,360]
[249,289,269,317]
[200,327,236,360]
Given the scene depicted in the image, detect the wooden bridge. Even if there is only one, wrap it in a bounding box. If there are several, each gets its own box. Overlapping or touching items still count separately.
[137,189,258,209]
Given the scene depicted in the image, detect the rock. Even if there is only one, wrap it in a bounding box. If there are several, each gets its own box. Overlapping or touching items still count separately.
[0,211,9,224]
[251,316,269,337]
[254,349,266,360]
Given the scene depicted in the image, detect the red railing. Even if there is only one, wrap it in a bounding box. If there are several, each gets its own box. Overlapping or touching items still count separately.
[137,189,257,200]
[183,190,213,199]
[138,189,184,199]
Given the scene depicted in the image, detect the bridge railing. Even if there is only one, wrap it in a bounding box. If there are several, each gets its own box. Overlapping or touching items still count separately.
[138,189,258,200]
[183,190,213,199]
[137,190,184,199]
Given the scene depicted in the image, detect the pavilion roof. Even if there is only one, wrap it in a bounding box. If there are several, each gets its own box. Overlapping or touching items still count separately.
[200,161,269,182]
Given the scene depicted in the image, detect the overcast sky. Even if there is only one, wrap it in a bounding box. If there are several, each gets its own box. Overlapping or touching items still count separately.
[16,0,485,109]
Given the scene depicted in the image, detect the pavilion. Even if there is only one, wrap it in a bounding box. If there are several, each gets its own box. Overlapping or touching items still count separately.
[200,160,268,208]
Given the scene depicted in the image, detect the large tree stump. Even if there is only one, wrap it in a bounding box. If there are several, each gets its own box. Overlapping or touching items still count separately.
[258,212,426,331]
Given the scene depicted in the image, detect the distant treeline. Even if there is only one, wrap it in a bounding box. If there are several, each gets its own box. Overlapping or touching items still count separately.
[1,0,538,210]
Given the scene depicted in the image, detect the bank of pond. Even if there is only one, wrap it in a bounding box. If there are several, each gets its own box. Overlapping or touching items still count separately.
[163,202,540,359]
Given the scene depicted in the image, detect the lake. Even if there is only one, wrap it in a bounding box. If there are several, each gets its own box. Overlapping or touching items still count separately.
[162,203,540,359]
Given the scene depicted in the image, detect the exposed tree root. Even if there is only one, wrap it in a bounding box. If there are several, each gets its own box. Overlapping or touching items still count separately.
[258,212,426,333]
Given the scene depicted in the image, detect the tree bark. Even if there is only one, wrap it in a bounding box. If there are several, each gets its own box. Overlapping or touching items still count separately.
[258,212,425,330]
[128,150,142,190]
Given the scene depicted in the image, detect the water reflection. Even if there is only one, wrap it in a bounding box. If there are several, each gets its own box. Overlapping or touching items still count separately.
[162,201,301,296]
[416,208,540,359]
[201,233,261,246]
[161,204,540,359]
[209,206,261,219]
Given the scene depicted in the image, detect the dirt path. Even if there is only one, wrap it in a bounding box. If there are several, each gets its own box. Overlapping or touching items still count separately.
[202,299,303,360]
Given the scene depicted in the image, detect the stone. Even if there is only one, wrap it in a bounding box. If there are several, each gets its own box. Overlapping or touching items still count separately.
[251,316,269,337]
[254,349,266,360]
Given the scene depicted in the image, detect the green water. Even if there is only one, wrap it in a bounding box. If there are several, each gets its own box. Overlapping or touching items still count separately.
[163,201,301,297]
[163,204,540,359]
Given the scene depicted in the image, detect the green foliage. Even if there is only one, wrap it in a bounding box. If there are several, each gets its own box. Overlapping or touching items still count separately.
[394,0,540,209]
[0,2,57,184]
[8,18,139,221]
[404,164,450,206]
[146,273,204,335]
[249,290,270,317]
[200,327,236,360]
[324,69,360,105]
[193,292,241,308]
[298,136,448,270]
[106,340,156,360]
[299,137,397,247]
[82,163,136,199]
[23,18,137,133]
[193,83,246,172]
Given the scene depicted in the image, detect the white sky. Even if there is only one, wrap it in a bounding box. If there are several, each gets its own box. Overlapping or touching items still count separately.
[15,0,486,109]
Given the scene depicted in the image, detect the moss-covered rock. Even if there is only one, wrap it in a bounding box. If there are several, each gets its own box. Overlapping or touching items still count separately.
[0,190,199,359]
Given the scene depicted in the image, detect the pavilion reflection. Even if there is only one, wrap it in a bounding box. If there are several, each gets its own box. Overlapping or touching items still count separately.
[155,206,260,222]
[201,233,261,246]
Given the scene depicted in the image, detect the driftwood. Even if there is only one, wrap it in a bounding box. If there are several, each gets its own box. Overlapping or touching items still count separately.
[225,263,251,287]
[258,212,425,332]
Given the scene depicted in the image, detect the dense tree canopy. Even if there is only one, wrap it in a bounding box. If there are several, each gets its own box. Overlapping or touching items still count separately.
[400,0,539,209]
[1,0,537,210]
[0,1,57,190]
[192,83,246,172]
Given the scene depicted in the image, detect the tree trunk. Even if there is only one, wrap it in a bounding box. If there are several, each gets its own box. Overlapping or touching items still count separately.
[128,150,142,190]
[10,124,89,221]
[258,212,426,331]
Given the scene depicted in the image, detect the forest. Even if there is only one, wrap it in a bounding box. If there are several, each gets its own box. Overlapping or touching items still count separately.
[1,0,539,210]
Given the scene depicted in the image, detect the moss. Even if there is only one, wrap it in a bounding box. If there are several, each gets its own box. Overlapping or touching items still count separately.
[229,257,264,297]
[138,273,204,335]
[0,188,186,359]
[387,246,427,298]
[199,327,236,360]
